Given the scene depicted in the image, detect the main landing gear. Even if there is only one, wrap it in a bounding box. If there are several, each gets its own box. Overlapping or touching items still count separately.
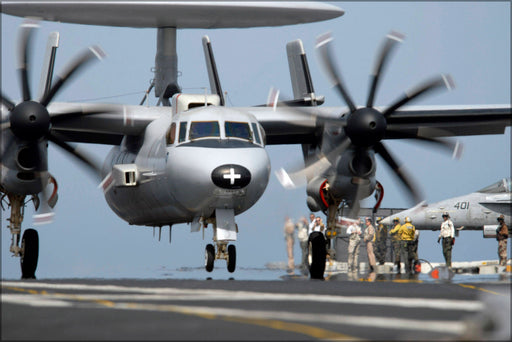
[307,232,326,279]
[205,242,236,273]
[1,192,39,279]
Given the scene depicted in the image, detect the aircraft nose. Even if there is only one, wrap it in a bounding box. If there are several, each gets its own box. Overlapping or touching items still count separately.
[211,164,251,189]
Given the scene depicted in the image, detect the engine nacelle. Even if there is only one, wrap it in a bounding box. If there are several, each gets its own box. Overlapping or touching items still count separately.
[327,148,376,200]
[306,177,328,212]
[0,133,49,195]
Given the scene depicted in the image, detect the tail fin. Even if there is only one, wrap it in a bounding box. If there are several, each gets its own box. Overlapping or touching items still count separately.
[202,35,225,106]
[286,39,323,106]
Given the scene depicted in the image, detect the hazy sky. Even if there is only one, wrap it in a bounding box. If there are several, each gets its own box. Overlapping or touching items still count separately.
[1,2,510,279]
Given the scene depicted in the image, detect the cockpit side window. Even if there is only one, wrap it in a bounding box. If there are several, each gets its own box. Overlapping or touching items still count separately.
[166,122,176,145]
[225,121,251,141]
[189,121,220,140]
[251,122,261,145]
[178,121,188,143]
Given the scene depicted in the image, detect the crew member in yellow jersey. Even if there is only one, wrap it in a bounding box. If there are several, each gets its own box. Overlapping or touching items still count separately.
[388,217,402,273]
[398,216,416,275]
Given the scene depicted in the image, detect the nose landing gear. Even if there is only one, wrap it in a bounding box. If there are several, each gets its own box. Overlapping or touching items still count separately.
[204,242,236,273]
[203,208,238,273]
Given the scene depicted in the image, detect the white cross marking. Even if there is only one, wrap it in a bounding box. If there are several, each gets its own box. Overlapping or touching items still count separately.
[223,168,241,185]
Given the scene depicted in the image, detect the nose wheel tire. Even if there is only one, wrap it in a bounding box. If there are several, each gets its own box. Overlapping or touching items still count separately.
[20,228,39,279]
[227,244,236,273]
[308,232,326,279]
[205,244,215,272]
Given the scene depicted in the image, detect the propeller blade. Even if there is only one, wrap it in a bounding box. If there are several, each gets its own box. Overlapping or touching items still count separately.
[49,104,120,124]
[367,31,404,108]
[374,142,423,205]
[33,176,56,226]
[1,93,16,111]
[47,133,102,179]
[385,129,463,159]
[40,46,106,107]
[383,74,455,117]
[265,87,346,128]
[276,136,351,189]
[18,20,39,102]
[316,32,357,113]
[276,157,331,189]
[0,120,11,131]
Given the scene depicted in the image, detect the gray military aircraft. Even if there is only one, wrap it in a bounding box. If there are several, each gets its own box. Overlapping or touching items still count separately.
[381,178,512,238]
[1,1,511,279]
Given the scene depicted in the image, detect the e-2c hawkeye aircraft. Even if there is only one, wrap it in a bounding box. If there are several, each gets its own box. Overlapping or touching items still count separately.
[1,1,511,279]
[381,178,512,238]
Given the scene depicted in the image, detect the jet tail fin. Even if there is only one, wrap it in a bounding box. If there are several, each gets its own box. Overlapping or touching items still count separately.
[202,35,225,106]
[286,39,324,106]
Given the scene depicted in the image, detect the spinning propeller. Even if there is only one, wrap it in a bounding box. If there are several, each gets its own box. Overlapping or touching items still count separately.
[1,20,112,223]
[277,31,462,210]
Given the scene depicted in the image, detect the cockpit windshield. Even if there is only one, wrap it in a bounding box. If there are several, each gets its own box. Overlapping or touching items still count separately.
[477,178,512,193]
[189,121,220,140]
[174,119,263,147]
[225,121,252,141]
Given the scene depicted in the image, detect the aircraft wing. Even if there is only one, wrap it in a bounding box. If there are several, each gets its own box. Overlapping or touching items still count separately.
[246,104,511,145]
[386,104,512,138]
[38,102,510,146]
[47,102,164,145]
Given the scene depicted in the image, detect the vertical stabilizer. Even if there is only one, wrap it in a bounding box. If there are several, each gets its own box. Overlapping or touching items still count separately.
[202,35,225,106]
[286,39,320,105]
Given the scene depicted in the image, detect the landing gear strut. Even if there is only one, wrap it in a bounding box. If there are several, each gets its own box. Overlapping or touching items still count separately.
[202,209,238,273]
[2,192,39,279]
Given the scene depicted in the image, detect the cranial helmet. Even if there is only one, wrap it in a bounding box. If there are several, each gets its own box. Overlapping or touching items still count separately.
[405,216,412,223]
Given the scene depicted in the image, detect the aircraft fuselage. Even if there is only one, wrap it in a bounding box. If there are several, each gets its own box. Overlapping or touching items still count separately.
[101,106,270,227]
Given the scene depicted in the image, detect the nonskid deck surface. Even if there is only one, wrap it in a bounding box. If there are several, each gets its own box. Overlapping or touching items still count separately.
[2,269,510,340]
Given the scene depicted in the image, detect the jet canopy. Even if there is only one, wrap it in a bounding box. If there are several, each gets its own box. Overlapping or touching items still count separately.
[477,178,511,194]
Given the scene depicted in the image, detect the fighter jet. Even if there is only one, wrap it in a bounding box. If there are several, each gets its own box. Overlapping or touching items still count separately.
[381,178,511,237]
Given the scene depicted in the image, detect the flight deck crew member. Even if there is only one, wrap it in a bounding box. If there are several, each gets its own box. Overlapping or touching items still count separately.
[283,216,295,272]
[296,217,309,274]
[412,229,420,273]
[398,216,416,274]
[496,214,509,266]
[389,217,402,273]
[308,213,316,236]
[347,219,362,271]
[374,217,387,265]
[438,212,455,268]
[364,217,377,272]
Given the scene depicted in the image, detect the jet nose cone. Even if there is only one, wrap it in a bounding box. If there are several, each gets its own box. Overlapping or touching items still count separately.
[211,164,251,189]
